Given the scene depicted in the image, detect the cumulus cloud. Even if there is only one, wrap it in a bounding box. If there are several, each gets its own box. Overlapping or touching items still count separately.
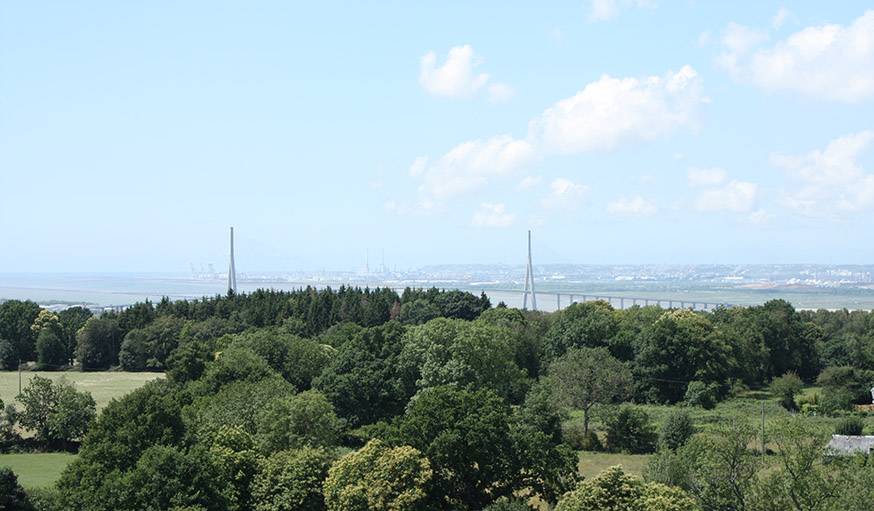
[472,203,515,228]
[687,167,727,187]
[529,65,704,153]
[415,135,536,200]
[772,131,874,216]
[717,11,874,102]
[588,0,654,21]
[419,45,513,101]
[411,65,702,203]
[694,180,759,213]
[607,196,658,216]
[543,178,589,210]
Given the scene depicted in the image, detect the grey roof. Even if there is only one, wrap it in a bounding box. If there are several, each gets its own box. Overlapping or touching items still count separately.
[826,435,874,455]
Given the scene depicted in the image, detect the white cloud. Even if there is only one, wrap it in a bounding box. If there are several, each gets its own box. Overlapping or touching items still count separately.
[687,167,727,187]
[415,135,536,200]
[772,131,874,216]
[409,156,428,177]
[607,196,658,217]
[716,23,768,75]
[411,65,702,204]
[588,0,654,22]
[694,180,759,213]
[419,45,512,102]
[543,178,589,210]
[488,82,515,103]
[529,65,704,153]
[772,7,790,30]
[718,11,874,102]
[472,203,515,228]
[516,175,542,190]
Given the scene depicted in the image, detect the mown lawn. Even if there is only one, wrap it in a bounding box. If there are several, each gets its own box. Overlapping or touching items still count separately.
[578,451,650,479]
[0,371,162,411]
[0,452,76,488]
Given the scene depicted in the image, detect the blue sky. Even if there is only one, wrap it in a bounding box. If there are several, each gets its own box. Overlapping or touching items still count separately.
[2,1,873,272]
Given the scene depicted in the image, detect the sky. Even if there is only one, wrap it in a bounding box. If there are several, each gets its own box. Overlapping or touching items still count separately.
[2,1,874,272]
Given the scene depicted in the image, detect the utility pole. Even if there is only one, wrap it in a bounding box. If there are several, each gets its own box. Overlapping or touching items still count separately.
[18,358,22,395]
[522,230,537,311]
[761,401,766,455]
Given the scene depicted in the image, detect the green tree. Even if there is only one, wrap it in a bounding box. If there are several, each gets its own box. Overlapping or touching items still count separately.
[76,316,122,370]
[121,445,229,511]
[545,301,619,358]
[323,439,432,511]
[209,426,261,511]
[0,338,17,370]
[398,299,441,325]
[401,318,529,403]
[393,385,574,510]
[314,322,415,426]
[57,306,93,364]
[636,310,734,403]
[256,390,344,452]
[604,406,657,454]
[555,466,698,511]
[544,347,631,438]
[119,329,149,371]
[200,345,275,392]
[0,466,33,511]
[646,421,760,511]
[756,419,842,511]
[0,300,41,363]
[659,410,695,451]
[35,327,67,370]
[16,376,95,445]
[770,372,803,411]
[252,447,335,511]
[184,376,295,441]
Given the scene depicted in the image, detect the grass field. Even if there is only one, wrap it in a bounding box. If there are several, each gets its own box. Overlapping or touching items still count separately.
[0,371,163,411]
[0,452,76,488]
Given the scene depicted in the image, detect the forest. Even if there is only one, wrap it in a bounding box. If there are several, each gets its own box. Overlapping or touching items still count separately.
[2,287,874,510]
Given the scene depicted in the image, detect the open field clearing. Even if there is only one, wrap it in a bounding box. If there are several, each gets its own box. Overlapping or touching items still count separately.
[0,452,76,488]
[0,371,162,411]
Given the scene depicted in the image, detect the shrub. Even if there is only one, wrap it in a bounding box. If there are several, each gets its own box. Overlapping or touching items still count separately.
[252,447,335,511]
[0,400,18,442]
[562,420,602,451]
[0,467,32,511]
[816,366,874,405]
[683,381,718,409]
[820,387,854,415]
[770,372,803,411]
[659,410,695,450]
[835,416,865,436]
[604,407,657,454]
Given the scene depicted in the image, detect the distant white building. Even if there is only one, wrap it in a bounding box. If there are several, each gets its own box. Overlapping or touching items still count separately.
[826,435,874,456]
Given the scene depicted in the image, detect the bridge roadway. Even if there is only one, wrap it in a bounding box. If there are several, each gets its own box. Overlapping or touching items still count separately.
[479,288,733,312]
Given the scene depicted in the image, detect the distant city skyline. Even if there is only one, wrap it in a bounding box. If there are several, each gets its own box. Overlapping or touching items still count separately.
[2,2,873,272]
